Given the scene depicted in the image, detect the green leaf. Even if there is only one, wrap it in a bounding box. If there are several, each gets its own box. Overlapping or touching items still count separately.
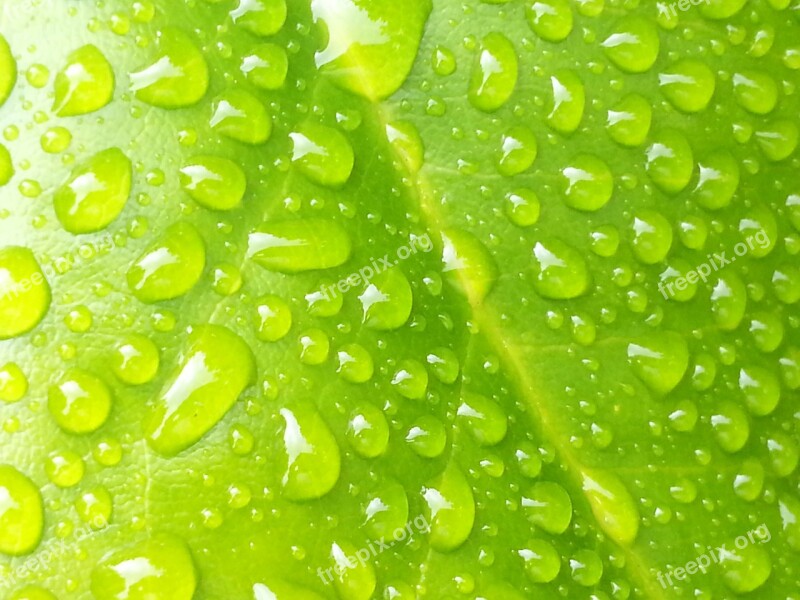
[0,0,799,599]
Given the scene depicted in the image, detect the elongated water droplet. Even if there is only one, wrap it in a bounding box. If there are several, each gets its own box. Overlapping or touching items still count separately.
[53,45,114,116]
[279,404,341,500]
[363,480,409,540]
[497,126,537,176]
[91,534,197,600]
[627,332,688,395]
[248,219,351,273]
[329,540,376,600]
[645,129,694,194]
[547,70,584,134]
[146,325,255,455]
[710,272,747,330]
[130,28,208,108]
[0,466,43,555]
[311,0,431,100]
[0,247,50,340]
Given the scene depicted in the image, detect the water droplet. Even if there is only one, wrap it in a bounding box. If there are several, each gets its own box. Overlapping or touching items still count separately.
[630,210,672,264]
[329,540,376,600]
[386,120,424,173]
[179,156,246,211]
[547,70,584,134]
[580,469,639,545]
[497,126,537,176]
[45,450,84,487]
[146,325,255,455]
[279,405,341,500]
[560,155,613,211]
[210,89,272,144]
[363,480,408,540]
[710,272,747,330]
[468,32,518,112]
[48,369,111,433]
[606,94,652,147]
[531,239,589,299]
[523,481,572,534]
[249,219,351,273]
[733,71,778,115]
[505,189,540,227]
[0,363,27,403]
[131,28,208,108]
[252,581,324,599]
[441,229,497,301]
[720,544,771,593]
[391,359,428,399]
[41,126,72,154]
[9,586,57,600]
[602,17,660,73]
[359,268,413,330]
[457,392,507,446]
[111,334,160,385]
[700,0,748,19]
[423,465,475,552]
[659,59,715,113]
[711,401,750,453]
[431,45,456,76]
[54,148,131,234]
[0,466,42,555]
[0,34,15,108]
[290,122,354,187]
[311,0,431,100]
[406,415,447,457]
[426,347,459,384]
[755,120,798,162]
[0,247,50,340]
[779,494,800,550]
[346,402,388,457]
[241,43,288,90]
[627,332,688,395]
[53,45,114,116]
[739,366,780,415]
[733,458,764,501]
[127,222,206,303]
[520,538,561,583]
[91,534,197,600]
[231,0,287,36]
[645,129,694,194]
[691,150,739,210]
[526,0,573,42]
[75,487,112,528]
[337,343,374,383]
[569,549,603,586]
[255,295,292,341]
[297,329,330,365]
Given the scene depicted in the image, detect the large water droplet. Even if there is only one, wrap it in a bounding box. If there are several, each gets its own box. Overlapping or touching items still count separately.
[54,148,131,234]
[328,540,376,600]
[248,219,351,273]
[0,34,15,108]
[659,59,716,113]
[710,272,747,330]
[733,71,778,115]
[720,544,772,593]
[346,402,387,457]
[560,155,613,211]
[606,93,651,147]
[580,469,639,545]
[468,33,518,112]
[111,334,160,385]
[602,17,660,73]
[279,404,341,500]
[423,465,475,551]
[363,480,408,539]
[645,129,694,194]
[0,247,50,340]
[359,268,412,330]
[711,401,750,453]
[0,466,43,556]
[523,481,572,534]
[290,122,354,187]
[441,229,497,302]
[547,70,584,134]
[630,210,672,264]
[231,0,287,36]
[48,369,112,434]
[526,0,573,42]
[210,89,272,144]
[520,539,561,583]
[691,150,739,210]
[91,534,197,600]
[179,156,246,211]
[127,222,206,303]
[531,239,589,299]
[146,326,254,455]
[627,332,688,395]
[130,28,208,108]
[241,43,288,90]
[457,392,507,446]
[739,366,780,416]
[53,45,114,116]
[311,0,431,100]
